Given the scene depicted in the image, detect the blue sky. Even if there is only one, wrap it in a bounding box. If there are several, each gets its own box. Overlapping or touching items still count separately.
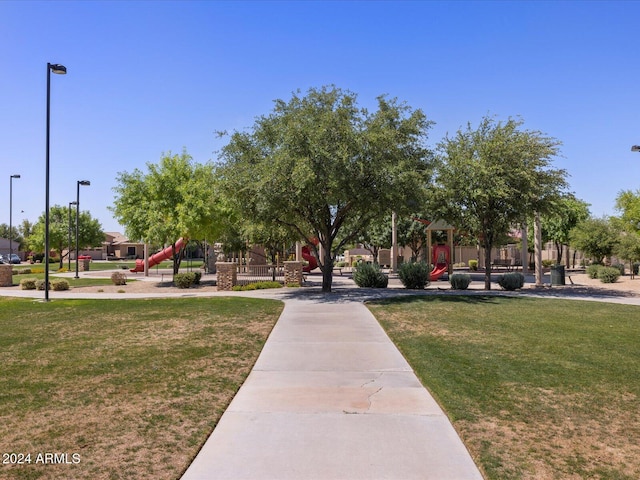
[1,0,639,234]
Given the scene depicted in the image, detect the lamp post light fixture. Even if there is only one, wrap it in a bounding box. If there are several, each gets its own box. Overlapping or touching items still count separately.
[68,201,77,270]
[9,174,21,260]
[45,62,67,301]
[75,180,90,279]
[632,145,640,152]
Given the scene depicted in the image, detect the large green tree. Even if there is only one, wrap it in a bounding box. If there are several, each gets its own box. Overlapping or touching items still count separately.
[430,116,568,289]
[111,150,222,274]
[218,86,434,292]
[28,205,104,268]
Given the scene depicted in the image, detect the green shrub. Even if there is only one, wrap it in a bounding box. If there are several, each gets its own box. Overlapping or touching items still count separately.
[111,271,127,286]
[450,273,471,290]
[542,259,555,268]
[611,263,625,276]
[353,263,388,288]
[20,268,32,275]
[286,282,301,288]
[497,272,525,291]
[52,279,69,291]
[20,278,37,290]
[586,264,601,279]
[193,271,202,285]
[174,272,196,289]
[468,259,478,271]
[35,279,51,291]
[231,281,283,291]
[598,266,620,284]
[398,262,431,289]
[335,261,349,268]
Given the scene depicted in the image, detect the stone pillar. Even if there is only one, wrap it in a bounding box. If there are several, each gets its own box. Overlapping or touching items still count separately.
[0,264,13,287]
[284,261,303,286]
[80,259,91,271]
[216,262,237,291]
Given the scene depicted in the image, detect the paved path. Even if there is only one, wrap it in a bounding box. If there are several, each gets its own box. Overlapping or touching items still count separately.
[181,297,483,480]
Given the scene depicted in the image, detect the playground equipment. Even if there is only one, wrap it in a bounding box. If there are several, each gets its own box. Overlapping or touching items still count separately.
[430,244,450,281]
[130,238,185,273]
[301,245,318,273]
[424,219,455,281]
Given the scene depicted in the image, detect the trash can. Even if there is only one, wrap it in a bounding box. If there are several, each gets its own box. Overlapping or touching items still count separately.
[550,264,565,286]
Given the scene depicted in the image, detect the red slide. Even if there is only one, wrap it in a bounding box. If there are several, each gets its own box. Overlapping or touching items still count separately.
[430,263,448,281]
[130,238,186,273]
[430,244,450,281]
[302,245,318,273]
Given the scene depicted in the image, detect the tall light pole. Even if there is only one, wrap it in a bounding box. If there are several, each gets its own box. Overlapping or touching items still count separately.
[9,174,20,260]
[68,201,77,270]
[75,180,90,278]
[45,62,67,301]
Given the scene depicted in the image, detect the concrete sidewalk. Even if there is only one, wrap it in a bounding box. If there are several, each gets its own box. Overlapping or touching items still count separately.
[181,298,483,480]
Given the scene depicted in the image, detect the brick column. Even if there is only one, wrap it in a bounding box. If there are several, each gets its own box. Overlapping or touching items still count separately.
[80,259,91,271]
[0,264,13,287]
[284,261,303,286]
[216,262,237,291]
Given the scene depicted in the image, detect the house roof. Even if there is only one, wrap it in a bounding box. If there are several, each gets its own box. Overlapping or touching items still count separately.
[104,232,131,245]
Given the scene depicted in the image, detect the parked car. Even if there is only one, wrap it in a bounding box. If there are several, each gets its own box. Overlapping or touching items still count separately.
[6,254,21,264]
[0,255,5,264]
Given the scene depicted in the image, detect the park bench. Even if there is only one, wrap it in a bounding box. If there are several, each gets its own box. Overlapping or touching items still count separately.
[492,259,513,271]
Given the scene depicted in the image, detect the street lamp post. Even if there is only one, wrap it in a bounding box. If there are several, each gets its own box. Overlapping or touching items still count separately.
[75,180,90,279]
[45,62,67,301]
[632,145,640,152]
[9,174,21,260]
[68,201,77,270]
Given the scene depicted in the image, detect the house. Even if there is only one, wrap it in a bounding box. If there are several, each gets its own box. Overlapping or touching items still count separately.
[102,232,145,260]
[67,232,145,260]
[0,237,21,258]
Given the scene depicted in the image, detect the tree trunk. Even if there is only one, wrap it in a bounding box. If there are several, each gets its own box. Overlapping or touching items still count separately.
[483,242,493,290]
[555,241,563,264]
[320,240,334,292]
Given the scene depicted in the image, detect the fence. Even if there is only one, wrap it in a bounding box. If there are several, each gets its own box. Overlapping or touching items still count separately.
[235,264,285,285]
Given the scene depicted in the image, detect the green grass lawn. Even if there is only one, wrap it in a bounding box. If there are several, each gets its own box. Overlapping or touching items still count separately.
[368,295,640,480]
[0,297,283,480]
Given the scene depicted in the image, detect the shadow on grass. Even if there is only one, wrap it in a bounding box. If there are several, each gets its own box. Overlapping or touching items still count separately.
[366,294,517,307]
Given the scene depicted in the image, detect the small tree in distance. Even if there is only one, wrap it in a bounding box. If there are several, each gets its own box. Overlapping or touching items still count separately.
[28,205,104,268]
[569,217,619,265]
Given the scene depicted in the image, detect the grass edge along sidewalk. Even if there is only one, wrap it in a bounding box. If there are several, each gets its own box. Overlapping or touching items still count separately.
[368,295,640,480]
[0,296,283,480]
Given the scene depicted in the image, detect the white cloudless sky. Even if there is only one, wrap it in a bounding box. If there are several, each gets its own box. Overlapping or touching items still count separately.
[1,0,639,235]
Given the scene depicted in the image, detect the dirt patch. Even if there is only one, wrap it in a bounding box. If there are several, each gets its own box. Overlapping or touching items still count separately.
[72,279,219,295]
[531,273,640,298]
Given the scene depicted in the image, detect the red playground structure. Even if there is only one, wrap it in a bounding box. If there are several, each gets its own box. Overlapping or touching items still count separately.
[430,244,450,281]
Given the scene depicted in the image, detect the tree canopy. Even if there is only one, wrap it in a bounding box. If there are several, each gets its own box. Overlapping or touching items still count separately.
[28,205,104,267]
[218,85,434,291]
[615,189,640,233]
[430,116,568,289]
[111,150,222,273]
[527,195,590,265]
[569,216,619,264]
